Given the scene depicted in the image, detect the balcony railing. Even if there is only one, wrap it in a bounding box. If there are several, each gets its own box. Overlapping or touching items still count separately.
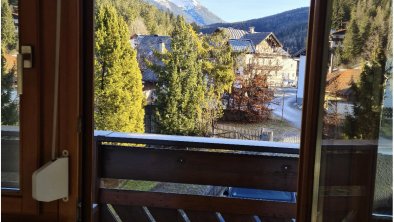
[1,126,19,189]
[1,128,381,221]
[94,131,300,222]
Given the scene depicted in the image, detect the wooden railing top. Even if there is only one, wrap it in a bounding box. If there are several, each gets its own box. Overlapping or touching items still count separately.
[94,131,300,154]
[1,126,19,137]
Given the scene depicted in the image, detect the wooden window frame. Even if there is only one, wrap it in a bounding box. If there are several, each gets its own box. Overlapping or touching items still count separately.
[2,0,41,215]
[6,0,367,220]
[81,0,335,221]
[2,0,83,221]
[296,0,333,221]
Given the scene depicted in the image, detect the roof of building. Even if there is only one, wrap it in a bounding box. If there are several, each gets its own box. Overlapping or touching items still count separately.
[132,35,171,83]
[217,27,248,39]
[134,35,171,53]
[215,27,285,53]
[142,69,158,82]
[326,68,362,97]
[242,32,271,45]
[330,29,346,36]
[292,48,306,57]
[228,39,256,53]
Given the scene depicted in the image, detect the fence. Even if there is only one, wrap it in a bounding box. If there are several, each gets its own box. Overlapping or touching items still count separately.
[278,136,301,144]
[213,125,274,141]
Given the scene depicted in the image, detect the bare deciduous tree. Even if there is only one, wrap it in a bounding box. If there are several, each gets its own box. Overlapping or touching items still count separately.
[225,53,282,122]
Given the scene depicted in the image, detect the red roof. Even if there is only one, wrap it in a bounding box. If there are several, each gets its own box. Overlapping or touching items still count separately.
[326,68,362,96]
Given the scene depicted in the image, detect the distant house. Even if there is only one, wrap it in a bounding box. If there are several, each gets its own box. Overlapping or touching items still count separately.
[217,27,248,39]
[228,39,255,75]
[325,68,362,100]
[329,29,346,48]
[131,34,171,105]
[216,27,298,87]
[293,48,306,105]
[228,39,255,54]
[323,68,361,119]
[130,34,172,133]
[329,29,346,72]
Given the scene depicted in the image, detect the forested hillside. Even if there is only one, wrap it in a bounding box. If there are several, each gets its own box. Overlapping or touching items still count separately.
[332,0,392,65]
[97,0,177,35]
[200,7,310,54]
[334,0,392,140]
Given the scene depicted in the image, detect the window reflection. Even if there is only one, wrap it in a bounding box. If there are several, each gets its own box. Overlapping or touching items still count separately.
[318,0,392,220]
[1,0,20,189]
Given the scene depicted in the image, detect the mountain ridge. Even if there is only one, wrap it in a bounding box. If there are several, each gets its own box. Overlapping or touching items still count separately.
[144,0,224,25]
[201,7,310,54]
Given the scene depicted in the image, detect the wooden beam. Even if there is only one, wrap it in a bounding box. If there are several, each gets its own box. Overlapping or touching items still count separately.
[100,145,298,191]
[95,132,300,154]
[99,189,297,219]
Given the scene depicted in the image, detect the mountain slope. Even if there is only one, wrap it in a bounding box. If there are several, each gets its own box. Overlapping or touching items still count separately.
[144,0,224,25]
[201,7,310,54]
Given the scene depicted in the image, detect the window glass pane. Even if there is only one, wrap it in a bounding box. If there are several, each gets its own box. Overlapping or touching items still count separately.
[93,0,311,144]
[317,0,392,220]
[93,0,309,219]
[1,0,20,189]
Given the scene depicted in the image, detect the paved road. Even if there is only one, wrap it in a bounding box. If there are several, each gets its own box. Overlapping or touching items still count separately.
[270,88,302,129]
[268,88,393,154]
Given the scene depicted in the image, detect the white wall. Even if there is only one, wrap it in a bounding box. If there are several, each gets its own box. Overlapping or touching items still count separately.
[280,57,298,87]
[296,55,306,103]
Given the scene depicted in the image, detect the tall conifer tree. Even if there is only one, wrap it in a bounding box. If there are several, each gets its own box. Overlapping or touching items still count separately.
[1,0,16,51]
[1,49,18,125]
[201,30,234,130]
[342,19,363,62]
[1,0,18,125]
[94,4,145,132]
[152,16,205,135]
[343,42,386,139]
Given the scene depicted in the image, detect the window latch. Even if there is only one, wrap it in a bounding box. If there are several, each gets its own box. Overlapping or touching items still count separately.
[21,45,33,68]
[17,45,33,95]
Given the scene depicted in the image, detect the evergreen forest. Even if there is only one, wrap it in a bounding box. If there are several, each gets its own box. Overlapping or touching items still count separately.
[201,7,310,54]
[96,0,178,36]
[330,0,392,140]
[1,0,18,126]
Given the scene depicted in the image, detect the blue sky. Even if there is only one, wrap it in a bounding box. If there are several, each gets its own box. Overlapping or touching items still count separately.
[198,0,311,22]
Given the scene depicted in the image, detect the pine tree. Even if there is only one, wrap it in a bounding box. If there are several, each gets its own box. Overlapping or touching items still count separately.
[332,0,350,29]
[343,42,386,139]
[94,4,145,133]
[1,48,18,125]
[96,0,176,36]
[201,30,235,130]
[1,0,16,51]
[151,16,205,135]
[1,0,18,125]
[342,19,363,63]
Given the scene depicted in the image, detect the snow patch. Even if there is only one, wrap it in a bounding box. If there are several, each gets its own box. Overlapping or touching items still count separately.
[168,0,200,9]
[154,0,172,9]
